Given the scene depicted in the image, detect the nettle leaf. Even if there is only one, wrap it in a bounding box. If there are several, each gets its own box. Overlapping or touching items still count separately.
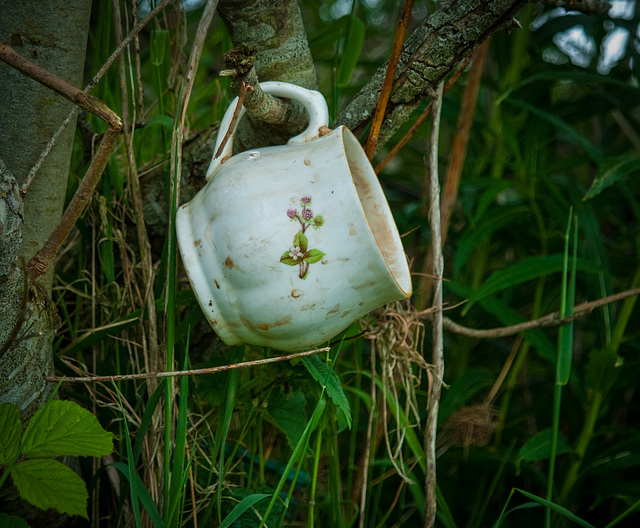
[0,403,22,465]
[0,512,31,528]
[21,400,113,459]
[293,231,308,253]
[301,355,351,428]
[303,249,325,264]
[280,252,299,266]
[267,388,308,449]
[11,458,89,519]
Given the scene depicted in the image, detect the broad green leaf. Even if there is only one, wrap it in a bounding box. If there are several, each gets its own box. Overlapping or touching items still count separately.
[268,388,307,449]
[0,403,21,465]
[303,249,325,264]
[220,493,270,528]
[583,155,640,200]
[301,355,351,428]
[293,231,308,253]
[462,255,601,315]
[337,16,365,87]
[516,428,570,472]
[21,400,113,459]
[11,459,88,519]
[0,512,31,528]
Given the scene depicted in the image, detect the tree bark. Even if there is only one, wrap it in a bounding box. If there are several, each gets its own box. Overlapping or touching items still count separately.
[335,0,530,153]
[0,1,91,421]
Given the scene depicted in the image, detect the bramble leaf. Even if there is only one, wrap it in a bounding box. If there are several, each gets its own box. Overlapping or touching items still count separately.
[280,253,299,266]
[293,231,308,253]
[303,249,325,264]
[301,355,351,428]
[11,458,89,519]
[0,403,21,465]
[21,400,113,459]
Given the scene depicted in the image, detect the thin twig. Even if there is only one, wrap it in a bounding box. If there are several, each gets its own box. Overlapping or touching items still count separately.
[365,0,415,159]
[374,56,471,174]
[43,347,330,383]
[441,40,490,244]
[423,81,445,528]
[27,128,120,279]
[214,80,249,160]
[439,287,640,339]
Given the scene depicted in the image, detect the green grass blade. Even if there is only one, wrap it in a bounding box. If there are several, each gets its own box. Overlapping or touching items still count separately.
[132,382,166,465]
[219,494,270,528]
[217,368,239,523]
[111,462,165,528]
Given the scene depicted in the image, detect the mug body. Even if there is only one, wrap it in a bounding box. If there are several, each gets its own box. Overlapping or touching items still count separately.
[177,126,411,352]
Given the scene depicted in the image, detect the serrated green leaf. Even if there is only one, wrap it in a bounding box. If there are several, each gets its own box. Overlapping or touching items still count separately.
[11,459,88,519]
[0,403,22,465]
[303,249,325,264]
[301,355,351,428]
[0,512,31,528]
[21,400,113,459]
[293,231,308,253]
[583,155,640,200]
[516,428,570,469]
[337,16,365,87]
[268,388,307,449]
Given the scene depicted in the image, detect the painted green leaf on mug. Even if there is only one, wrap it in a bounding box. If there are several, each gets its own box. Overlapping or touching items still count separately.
[304,249,325,264]
[293,231,308,252]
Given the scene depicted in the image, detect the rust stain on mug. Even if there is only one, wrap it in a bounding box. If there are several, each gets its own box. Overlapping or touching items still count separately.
[291,289,301,298]
[194,239,202,247]
[214,280,221,289]
[224,256,234,269]
[257,316,292,331]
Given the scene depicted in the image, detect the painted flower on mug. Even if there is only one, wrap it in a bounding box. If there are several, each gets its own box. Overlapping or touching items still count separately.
[280,195,325,279]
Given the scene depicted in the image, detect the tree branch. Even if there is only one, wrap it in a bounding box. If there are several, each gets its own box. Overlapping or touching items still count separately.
[439,287,640,339]
[335,0,530,154]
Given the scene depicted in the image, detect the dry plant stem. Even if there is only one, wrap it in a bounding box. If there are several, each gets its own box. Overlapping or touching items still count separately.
[27,128,119,280]
[441,286,640,339]
[374,56,471,174]
[215,81,249,159]
[358,346,377,528]
[423,81,445,528]
[364,0,415,159]
[440,40,489,244]
[43,347,331,383]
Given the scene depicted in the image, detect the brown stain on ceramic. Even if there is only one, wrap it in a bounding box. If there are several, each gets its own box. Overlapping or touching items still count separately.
[193,239,202,247]
[304,158,311,166]
[257,316,292,331]
[214,280,221,289]
[352,280,376,291]
[348,223,357,235]
[224,256,234,269]
[291,289,301,298]
[327,304,340,315]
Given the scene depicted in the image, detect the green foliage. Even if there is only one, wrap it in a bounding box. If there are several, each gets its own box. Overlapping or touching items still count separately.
[0,401,113,519]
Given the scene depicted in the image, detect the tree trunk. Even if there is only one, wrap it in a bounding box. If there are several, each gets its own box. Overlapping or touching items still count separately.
[0,0,91,423]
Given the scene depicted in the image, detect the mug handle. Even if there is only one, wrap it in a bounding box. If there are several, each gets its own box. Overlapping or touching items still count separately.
[205,81,330,181]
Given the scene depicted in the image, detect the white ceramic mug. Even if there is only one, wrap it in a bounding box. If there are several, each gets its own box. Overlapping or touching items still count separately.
[176,81,411,352]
